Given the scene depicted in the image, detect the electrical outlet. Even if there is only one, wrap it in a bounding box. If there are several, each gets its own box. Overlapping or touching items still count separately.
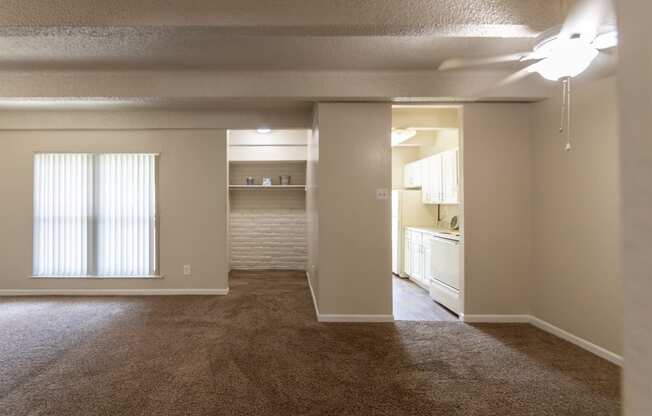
[376,188,389,200]
[183,265,191,276]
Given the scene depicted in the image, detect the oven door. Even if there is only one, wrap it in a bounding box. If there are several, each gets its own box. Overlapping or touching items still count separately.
[430,236,460,290]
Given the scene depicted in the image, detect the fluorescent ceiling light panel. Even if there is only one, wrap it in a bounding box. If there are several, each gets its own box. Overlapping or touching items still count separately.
[391,129,417,146]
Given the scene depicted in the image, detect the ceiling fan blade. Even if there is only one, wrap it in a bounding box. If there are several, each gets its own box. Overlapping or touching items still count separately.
[438,52,533,71]
[489,64,538,91]
[592,30,618,49]
[560,0,613,42]
[470,64,538,98]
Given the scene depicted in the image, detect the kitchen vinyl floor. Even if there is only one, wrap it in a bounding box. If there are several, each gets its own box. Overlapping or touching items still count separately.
[393,275,458,321]
[0,270,620,416]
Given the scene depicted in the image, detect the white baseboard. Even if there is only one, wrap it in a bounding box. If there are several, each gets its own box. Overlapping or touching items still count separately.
[305,271,320,318]
[460,313,623,366]
[529,316,623,366]
[305,272,394,323]
[460,314,531,323]
[0,288,229,296]
[318,314,395,322]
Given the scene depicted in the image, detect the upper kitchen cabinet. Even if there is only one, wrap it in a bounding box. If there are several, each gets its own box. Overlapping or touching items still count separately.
[422,148,459,205]
[403,159,422,189]
[421,154,442,204]
[441,149,459,204]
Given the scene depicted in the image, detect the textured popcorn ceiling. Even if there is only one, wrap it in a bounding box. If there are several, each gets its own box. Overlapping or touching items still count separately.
[1,0,561,30]
[0,0,568,104]
[0,0,563,70]
[0,27,540,70]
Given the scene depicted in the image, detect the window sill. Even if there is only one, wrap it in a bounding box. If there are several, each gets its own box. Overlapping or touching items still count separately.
[30,275,164,280]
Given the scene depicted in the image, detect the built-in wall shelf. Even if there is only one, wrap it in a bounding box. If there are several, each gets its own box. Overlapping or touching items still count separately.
[229,185,306,190]
[228,159,307,189]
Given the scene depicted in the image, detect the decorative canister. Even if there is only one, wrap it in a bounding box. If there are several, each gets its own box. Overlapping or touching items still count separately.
[280,175,291,185]
[246,177,255,185]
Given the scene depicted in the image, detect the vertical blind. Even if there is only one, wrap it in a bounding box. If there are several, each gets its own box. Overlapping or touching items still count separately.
[33,153,158,277]
[33,154,94,276]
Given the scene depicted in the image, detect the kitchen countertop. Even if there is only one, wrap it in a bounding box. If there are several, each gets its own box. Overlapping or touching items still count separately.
[405,226,462,241]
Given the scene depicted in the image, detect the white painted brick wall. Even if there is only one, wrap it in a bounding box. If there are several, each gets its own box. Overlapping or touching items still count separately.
[229,189,307,270]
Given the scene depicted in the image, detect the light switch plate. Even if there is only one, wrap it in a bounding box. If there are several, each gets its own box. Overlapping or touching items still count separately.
[183,265,191,276]
[376,188,389,200]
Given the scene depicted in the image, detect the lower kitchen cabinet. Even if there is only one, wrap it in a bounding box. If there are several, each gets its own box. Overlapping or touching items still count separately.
[403,229,412,277]
[403,228,430,289]
[424,236,433,285]
[402,226,462,312]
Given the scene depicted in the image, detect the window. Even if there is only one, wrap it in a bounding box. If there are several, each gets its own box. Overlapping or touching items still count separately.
[33,153,158,277]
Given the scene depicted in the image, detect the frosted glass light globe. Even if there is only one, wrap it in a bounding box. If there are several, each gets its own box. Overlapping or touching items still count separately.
[530,38,599,81]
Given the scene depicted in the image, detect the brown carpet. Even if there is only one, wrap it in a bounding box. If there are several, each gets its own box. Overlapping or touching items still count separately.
[0,270,620,416]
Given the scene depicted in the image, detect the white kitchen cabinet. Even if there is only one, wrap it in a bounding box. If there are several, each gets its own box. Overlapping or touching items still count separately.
[412,231,424,284]
[420,158,431,202]
[423,235,433,285]
[403,160,422,189]
[421,149,458,205]
[441,149,459,204]
[403,229,412,276]
[422,154,442,204]
[431,155,444,203]
[403,228,431,290]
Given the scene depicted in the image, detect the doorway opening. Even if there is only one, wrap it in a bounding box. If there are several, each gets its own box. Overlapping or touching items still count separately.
[226,129,310,279]
[391,105,463,321]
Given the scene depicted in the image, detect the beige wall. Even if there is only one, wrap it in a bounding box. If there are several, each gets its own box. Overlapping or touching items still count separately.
[314,103,392,316]
[0,108,310,292]
[462,103,532,315]
[306,107,320,298]
[530,76,622,355]
[0,128,228,291]
[615,1,652,414]
[0,109,311,130]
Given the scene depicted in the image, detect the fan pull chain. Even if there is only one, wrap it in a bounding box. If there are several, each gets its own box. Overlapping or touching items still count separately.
[560,78,567,133]
[559,77,572,151]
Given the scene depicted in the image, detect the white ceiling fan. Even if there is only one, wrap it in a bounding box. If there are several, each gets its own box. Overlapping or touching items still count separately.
[439,0,618,151]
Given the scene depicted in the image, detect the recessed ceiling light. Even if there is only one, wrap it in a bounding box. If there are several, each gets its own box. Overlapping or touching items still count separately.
[256,128,272,134]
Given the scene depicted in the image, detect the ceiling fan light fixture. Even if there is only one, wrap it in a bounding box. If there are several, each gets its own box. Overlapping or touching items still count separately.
[530,38,599,81]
